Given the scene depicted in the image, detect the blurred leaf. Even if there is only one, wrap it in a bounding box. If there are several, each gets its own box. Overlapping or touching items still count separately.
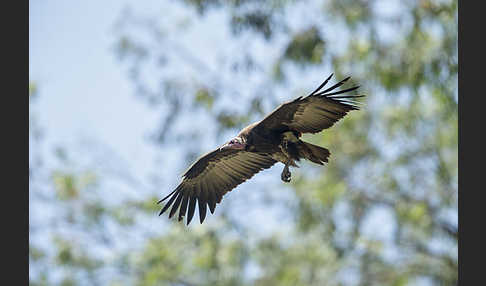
[29,81,38,100]
[52,172,79,200]
[283,27,325,65]
[194,87,215,110]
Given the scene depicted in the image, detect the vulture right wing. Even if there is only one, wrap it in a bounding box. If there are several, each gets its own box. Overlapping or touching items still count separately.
[256,74,364,134]
[158,148,277,225]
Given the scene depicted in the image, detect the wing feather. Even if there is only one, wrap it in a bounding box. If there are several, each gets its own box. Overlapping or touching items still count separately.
[178,194,190,221]
[198,194,207,223]
[169,191,184,219]
[187,196,197,225]
[159,188,180,215]
[256,74,364,134]
[159,148,277,224]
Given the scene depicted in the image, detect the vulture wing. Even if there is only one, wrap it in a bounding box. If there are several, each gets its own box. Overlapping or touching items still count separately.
[256,74,364,134]
[158,148,277,225]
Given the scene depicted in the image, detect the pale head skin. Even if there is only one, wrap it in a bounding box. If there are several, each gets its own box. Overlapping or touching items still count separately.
[220,136,246,151]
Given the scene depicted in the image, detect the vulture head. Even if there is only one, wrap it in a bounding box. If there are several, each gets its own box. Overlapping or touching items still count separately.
[220,136,246,151]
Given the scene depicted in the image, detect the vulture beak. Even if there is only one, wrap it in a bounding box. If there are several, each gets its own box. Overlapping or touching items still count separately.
[220,139,246,151]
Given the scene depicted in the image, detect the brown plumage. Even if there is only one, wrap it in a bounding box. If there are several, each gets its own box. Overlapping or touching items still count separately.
[159,74,365,225]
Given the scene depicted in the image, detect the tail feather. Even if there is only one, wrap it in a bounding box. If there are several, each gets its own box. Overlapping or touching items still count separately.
[298,141,330,165]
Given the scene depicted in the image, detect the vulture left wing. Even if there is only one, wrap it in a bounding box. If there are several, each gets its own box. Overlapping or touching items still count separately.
[158,148,276,225]
[256,74,364,134]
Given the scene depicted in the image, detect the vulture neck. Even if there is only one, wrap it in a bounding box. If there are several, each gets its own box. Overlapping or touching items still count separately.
[238,121,260,138]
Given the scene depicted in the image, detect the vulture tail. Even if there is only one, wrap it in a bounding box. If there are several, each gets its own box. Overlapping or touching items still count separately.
[297,141,330,165]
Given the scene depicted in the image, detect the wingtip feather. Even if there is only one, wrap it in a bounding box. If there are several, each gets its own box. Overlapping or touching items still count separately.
[159,190,180,216]
[157,189,177,204]
[169,192,184,219]
[198,199,207,224]
[308,73,334,97]
[186,196,197,225]
[178,195,189,222]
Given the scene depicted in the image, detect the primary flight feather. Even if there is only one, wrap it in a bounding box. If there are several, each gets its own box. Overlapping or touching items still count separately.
[158,74,365,225]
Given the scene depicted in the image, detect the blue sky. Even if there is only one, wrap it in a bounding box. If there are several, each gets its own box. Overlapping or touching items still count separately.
[30,0,163,177]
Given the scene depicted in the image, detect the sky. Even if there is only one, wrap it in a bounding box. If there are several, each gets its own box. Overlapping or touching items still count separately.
[29,0,165,178]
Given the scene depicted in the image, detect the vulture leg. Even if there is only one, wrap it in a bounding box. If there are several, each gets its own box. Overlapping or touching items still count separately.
[281,162,292,182]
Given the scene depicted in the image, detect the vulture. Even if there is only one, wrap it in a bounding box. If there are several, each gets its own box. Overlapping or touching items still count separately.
[158,74,364,225]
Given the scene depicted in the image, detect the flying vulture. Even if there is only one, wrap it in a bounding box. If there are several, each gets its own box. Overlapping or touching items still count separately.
[158,74,364,225]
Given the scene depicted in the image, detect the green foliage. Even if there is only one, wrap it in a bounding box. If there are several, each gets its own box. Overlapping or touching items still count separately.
[231,11,274,39]
[327,0,371,28]
[53,236,103,272]
[29,82,38,99]
[29,245,46,262]
[284,27,325,65]
[52,172,80,200]
[52,171,98,201]
[131,227,250,286]
[194,87,216,110]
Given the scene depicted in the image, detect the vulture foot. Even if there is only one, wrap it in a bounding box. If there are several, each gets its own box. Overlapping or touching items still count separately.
[281,165,291,182]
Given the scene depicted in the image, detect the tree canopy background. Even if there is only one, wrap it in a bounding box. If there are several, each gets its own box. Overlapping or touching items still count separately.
[29,0,457,285]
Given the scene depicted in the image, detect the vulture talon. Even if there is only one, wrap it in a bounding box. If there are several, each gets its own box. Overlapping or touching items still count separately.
[281,165,292,182]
